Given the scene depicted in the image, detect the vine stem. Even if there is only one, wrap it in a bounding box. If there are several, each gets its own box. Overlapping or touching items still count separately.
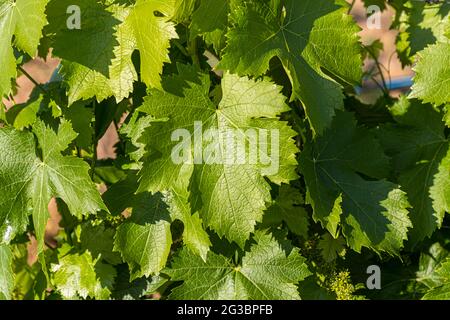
[348,0,356,14]
[363,45,390,96]
[18,66,47,93]
[91,100,98,179]
[189,37,200,66]
[8,93,16,106]
[173,39,190,57]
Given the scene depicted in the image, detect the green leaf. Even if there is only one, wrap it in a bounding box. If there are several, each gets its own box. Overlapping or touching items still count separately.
[105,170,210,261]
[163,169,211,261]
[417,242,449,289]
[298,276,336,300]
[120,110,154,165]
[93,261,117,300]
[0,0,49,97]
[409,43,450,106]
[51,248,116,300]
[44,0,119,76]
[396,1,450,66]
[109,174,172,280]
[173,0,197,23]
[165,230,311,299]
[127,0,178,89]
[61,101,93,149]
[10,243,46,300]
[94,99,128,141]
[191,0,230,51]
[422,258,450,300]
[422,283,450,300]
[111,264,167,300]
[318,233,346,263]
[0,120,106,255]
[299,111,412,254]
[60,5,137,104]
[0,245,14,300]
[219,0,362,134]
[261,184,309,238]
[135,67,299,246]
[5,99,40,130]
[377,98,450,246]
[45,0,178,102]
[80,221,123,265]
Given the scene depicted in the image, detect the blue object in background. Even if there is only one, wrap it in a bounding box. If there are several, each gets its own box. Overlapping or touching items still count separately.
[355,75,414,94]
[387,76,413,90]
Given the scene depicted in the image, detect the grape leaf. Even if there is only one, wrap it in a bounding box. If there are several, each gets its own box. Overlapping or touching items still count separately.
[0,120,106,255]
[318,234,346,263]
[219,0,362,134]
[61,102,93,149]
[409,43,450,106]
[111,264,168,300]
[377,98,450,246]
[261,185,309,238]
[162,168,211,261]
[135,66,299,246]
[80,221,122,265]
[44,0,119,76]
[422,258,450,300]
[61,5,137,105]
[127,0,178,89]
[47,0,178,103]
[5,96,41,130]
[0,245,13,300]
[422,283,450,300]
[0,0,49,97]
[396,1,450,66]
[106,170,210,275]
[173,0,197,23]
[165,230,311,299]
[108,174,173,280]
[417,242,449,289]
[94,99,129,141]
[51,248,116,300]
[299,111,412,254]
[120,110,154,165]
[191,0,230,52]
[10,243,47,300]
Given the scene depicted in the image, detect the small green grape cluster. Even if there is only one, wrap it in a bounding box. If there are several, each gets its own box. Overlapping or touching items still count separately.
[328,270,356,300]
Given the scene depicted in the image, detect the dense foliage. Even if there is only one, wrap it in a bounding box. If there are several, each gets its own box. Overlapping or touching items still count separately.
[0,0,450,300]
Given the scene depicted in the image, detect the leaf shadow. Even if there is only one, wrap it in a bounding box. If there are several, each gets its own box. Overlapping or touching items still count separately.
[44,0,121,77]
[103,172,171,226]
[377,100,449,247]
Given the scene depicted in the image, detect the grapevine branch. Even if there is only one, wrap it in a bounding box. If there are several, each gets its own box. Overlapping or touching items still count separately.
[18,66,47,93]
